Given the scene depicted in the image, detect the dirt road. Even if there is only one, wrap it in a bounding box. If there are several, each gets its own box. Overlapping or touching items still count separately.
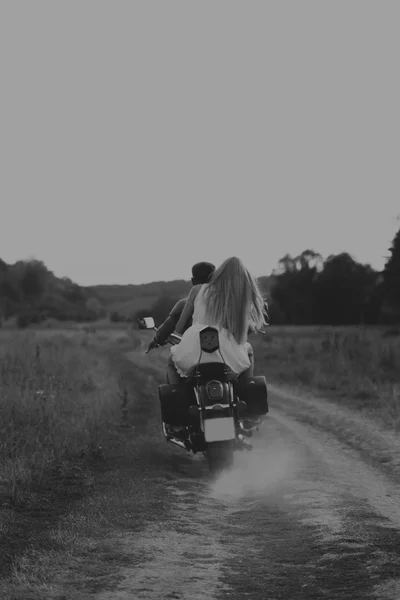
[3,342,400,599]
[90,403,399,599]
[91,345,400,600]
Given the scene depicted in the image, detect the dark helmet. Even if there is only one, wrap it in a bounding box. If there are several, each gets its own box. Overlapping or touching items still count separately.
[191,262,215,284]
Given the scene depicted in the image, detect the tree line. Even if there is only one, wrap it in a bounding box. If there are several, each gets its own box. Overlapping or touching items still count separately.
[0,259,105,327]
[268,228,400,325]
[135,227,400,327]
[1,227,399,328]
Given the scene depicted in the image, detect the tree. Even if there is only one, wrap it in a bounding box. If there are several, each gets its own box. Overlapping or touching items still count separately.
[270,249,381,325]
[0,261,17,322]
[270,250,323,324]
[62,282,86,304]
[382,227,400,322]
[0,280,19,302]
[134,295,178,327]
[85,297,105,319]
[19,260,47,304]
[313,253,377,325]
[0,280,20,320]
[0,258,8,274]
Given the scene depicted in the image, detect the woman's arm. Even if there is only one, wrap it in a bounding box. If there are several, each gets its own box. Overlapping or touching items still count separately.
[174,284,202,334]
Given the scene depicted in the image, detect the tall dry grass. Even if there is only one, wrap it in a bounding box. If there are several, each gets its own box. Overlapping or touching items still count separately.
[254,326,400,427]
[0,331,120,505]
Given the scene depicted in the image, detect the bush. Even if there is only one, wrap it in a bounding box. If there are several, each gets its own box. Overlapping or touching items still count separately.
[16,312,44,329]
[110,311,122,322]
[134,295,179,327]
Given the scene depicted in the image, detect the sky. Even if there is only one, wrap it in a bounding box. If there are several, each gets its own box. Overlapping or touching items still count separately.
[0,1,399,285]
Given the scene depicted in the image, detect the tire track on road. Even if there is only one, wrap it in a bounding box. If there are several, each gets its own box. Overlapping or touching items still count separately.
[92,343,400,600]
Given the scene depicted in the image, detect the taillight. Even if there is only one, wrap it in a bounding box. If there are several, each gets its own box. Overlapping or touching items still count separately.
[206,381,224,400]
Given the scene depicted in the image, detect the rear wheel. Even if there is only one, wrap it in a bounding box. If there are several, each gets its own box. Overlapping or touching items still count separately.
[206,441,234,474]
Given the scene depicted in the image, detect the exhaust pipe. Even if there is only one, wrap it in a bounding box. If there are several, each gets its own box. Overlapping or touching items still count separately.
[168,437,188,450]
[162,423,189,450]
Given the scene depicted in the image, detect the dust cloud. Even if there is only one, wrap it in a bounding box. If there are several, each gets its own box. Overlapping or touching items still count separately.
[208,435,301,503]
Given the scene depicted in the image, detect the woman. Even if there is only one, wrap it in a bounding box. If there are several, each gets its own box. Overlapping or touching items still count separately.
[167,256,267,384]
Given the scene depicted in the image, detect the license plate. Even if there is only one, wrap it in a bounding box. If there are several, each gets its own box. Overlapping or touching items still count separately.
[203,417,235,442]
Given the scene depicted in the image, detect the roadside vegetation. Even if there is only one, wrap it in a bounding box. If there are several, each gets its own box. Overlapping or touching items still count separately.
[254,325,400,429]
[0,327,173,597]
[0,330,121,509]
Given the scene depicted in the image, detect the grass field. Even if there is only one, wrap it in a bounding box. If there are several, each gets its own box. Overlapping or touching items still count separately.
[253,325,400,429]
[1,322,400,591]
[0,325,163,587]
[1,322,399,510]
[0,329,129,509]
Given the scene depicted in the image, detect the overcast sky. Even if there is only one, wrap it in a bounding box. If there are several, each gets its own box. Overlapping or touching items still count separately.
[1,1,399,285]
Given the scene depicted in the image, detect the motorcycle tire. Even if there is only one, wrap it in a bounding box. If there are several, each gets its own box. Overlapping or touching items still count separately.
[205,441,234,474]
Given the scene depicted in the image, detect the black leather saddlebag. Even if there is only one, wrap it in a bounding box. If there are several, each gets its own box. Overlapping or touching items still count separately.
[235,376,268,417]
[158,383,196,426]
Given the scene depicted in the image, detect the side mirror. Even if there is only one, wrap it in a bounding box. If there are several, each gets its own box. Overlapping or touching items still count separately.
[138,317,156,330]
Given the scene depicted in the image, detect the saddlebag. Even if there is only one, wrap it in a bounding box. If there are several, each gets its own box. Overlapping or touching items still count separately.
[234,376,268,417]
[158,383,196,426]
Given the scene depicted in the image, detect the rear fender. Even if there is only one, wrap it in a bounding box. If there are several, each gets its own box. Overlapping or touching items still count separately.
[194,381,234,432]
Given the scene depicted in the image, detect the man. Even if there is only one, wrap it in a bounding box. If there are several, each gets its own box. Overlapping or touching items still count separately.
[146,261,215,352]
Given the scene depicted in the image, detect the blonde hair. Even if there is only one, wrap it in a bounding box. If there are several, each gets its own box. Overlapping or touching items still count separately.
[203,257,266,343]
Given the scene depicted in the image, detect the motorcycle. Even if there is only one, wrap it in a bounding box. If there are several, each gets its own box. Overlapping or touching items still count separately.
[142,317,269,473]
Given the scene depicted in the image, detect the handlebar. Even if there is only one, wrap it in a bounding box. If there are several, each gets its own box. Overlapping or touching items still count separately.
[145,331,182,354]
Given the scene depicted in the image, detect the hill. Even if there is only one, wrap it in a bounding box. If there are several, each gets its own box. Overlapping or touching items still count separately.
[85,279,192,318]
[0,256,274,327]
[86,275,274,320]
